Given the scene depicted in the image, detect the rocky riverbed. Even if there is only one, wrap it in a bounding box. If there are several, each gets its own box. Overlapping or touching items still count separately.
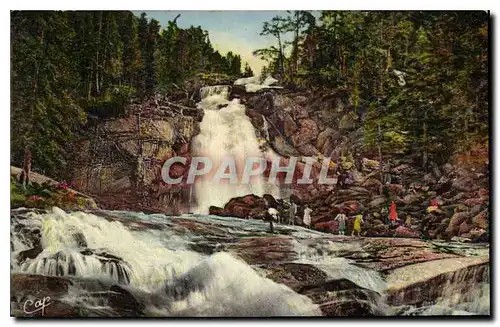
[40,80,489,244]
[10,207,489,317]
[206,86,490,243]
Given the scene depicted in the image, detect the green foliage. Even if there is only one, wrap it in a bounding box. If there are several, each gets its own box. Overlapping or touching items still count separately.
[10,178,27,208]
[11,11,87,177]
[155,19,243,90]
[256,11,488,165]
[86,85,136,117]
[11,11,247,179]
[340,153,354,170]
[243,63,254,77]
[10,177,96,210]
[339,111,359,131]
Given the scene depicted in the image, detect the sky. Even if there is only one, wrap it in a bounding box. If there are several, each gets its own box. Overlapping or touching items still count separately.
[134,11,301,75]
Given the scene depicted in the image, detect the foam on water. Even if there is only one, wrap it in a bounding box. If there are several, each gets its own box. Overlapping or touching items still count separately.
[12,208,321,317]
[17,208,202,290]
[292,238,386,294]
[192,85,280,213]
[146,252,321,316]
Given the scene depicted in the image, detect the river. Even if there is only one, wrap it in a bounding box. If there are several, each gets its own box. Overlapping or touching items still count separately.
[10,207,490,317]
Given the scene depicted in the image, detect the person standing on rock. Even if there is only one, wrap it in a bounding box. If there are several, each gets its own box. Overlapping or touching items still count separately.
[334,210,347,235]
[303,205,312,229]
[19,145,31,189]
[427,199,440,213]
[389,201,398,226]
[352,213,365,237]
[267,207,279,233]
[383,160,392,184]
[405,215,412,228]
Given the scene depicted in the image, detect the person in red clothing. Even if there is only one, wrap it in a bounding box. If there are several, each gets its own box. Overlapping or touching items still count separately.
[389,201,398,226]
[427,199,440,213]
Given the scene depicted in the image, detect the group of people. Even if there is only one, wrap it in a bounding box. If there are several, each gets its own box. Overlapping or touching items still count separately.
[267,197,439,236]
[265,200,313,233]
[333,211,365,236]
[333,200,402,237]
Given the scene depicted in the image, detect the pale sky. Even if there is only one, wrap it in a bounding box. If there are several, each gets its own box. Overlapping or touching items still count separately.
[134,11,314,74]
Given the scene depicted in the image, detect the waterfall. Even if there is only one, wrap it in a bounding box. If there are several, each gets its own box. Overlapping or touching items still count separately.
[13,208,202,290]
[11,208,321,317]
[291,237,490,316]
[11,207,490,316]
[388,258,490,315]
[192,85,279,214]
[199,85,230,100]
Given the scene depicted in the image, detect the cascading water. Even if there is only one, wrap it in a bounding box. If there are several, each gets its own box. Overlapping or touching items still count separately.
[290,237,490,316]
[199,85,230,100]
[11,207,490,316]
[387,257,491,315]
[192,85,280,213]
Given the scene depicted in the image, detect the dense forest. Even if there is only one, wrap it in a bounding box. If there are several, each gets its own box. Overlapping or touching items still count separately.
[255,11,489,167]
[11,11,249,177]
[11,10,489,180]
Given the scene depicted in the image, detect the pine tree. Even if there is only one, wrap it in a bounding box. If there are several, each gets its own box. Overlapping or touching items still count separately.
[11,11,86,177]
[243,63,254,77]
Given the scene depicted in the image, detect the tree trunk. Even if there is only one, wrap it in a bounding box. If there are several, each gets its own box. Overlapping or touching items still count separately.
[377,123,384,183]
[422,110,428,168]
[277,34,285,78]
[88,65,93,100]
[96,12,103,95]
[404,36,409,66]
[291,19,300,83]
[379,23,384,95]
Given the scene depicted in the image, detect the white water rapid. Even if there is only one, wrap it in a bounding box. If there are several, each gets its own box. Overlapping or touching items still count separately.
[11,207,490,316]
[192,84,279,213]
[11,208,321,317]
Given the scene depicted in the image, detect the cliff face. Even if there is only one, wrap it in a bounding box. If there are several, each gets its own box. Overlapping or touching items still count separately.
[65,85,489,242]
[230,88,489,242]
[69,95,204,214]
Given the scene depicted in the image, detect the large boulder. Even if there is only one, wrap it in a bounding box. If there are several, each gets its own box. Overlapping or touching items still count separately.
[108,285,144,317]
[297,144,319,156]
[283,114,298,136]
[362,178,383,193]
[401,193,424,205]
[315,127,335,150]
[213,194,269,219]
[271,136,301,157]
[291,119,319,147]
[464,198,485,207]
[394,226,420,238]
[472,209,489,230]
[320,137,336,157]
[458,221,470,236]
[314,220,338,233]
[365,223,390,237]
[385,184,405,196]
[445,211,472,236]
[468,227,489,243]
[337,200,364,215]
[245,108,265,129]
[368,196,387,208]
[208,206,225,216]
